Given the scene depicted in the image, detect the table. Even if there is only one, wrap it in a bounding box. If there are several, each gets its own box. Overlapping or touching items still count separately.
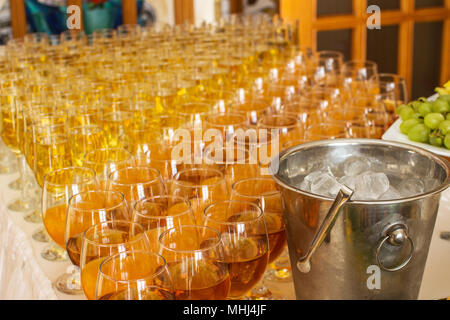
[0,146,448,300]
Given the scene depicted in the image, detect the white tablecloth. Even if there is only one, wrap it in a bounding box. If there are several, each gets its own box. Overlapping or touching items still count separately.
[0,157,449,300]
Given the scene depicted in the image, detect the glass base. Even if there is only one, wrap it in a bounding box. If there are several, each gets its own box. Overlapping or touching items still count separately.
[0,163,17,174]
[54,271,83,296]
[246,285,274,300]
[32,228,50,243]
[265,268,292,282]
[41,244,67,262]
[8,199,32,212]
[8,178,22,191]
[24,210,42,224]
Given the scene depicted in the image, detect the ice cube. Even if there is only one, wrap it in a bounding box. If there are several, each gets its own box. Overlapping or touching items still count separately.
[299,180,311,192]
[343,156,370,176]
[304,171,326,183]
[338,175,357,190]
[378,186,402,200]
[398,178,425,197]
[354,172,390,200]
[310,173,342,197]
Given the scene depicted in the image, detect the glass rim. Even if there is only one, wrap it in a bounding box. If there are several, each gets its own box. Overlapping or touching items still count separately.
[133,195,192,220]
[158,225,223,254]
[369,73,406,83]
[316,50,344,58]
[257,114,300,129]
[68,190,127,213]
[139,151,183,164]
[231,177,281,198]
[204,113,248,127]
[203,146,250,164]
[83,148,133,164]
[98,250,168,284]
[172,167,225,188]
[82,220,146,248]
[342,59,378,67]
[203,200,264,225]
[43,166,96,187]
[229,99,270,113]
[69,124,103,134]
[108,166,162,187]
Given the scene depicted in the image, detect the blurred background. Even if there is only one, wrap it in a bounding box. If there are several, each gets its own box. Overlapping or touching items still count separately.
[1,0,449,100]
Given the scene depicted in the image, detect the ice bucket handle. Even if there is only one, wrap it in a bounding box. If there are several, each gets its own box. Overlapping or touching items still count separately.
[375,224,415,272]
[297,185,354,274]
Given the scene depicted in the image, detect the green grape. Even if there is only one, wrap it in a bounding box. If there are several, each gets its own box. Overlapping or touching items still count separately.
[400,119,421,135]
[439,120,450,135]
[446,113,450,121]
[440,95,450,103]
[418,102,433,117]
[424,113,445,129]
[400,106,416,120]
[395,104,408,115]
[411,101,422,112]
[429,134,443,148]
[432,98,450,113]
[408,124,429,143]
[445,134,450,149]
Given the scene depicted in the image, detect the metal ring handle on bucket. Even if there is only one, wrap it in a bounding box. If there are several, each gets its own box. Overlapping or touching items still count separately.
[375,224,415,272]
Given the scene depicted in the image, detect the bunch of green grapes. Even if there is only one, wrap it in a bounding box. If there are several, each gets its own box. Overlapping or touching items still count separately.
[396,94,450,148]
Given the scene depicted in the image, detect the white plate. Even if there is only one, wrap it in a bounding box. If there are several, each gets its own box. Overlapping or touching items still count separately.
[382,94,450,157]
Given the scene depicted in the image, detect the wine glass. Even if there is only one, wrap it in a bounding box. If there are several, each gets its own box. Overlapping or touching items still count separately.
[203,200,269,300]
[83,148,134,188]
[170,168,229,223]
[69,125,107,167]
[158,225,231,300]
[369,73,408,123]
[108,166,166,207]
[132,195,196,252]
[257,114,303,151]
[231,178,289,299]
[205,113,248,142]
[58,190,130,295]
[96,250,174,300]
[203,146,258,191]
[41,167,97,263]
[80,220,150,300]
[229,91,271,126]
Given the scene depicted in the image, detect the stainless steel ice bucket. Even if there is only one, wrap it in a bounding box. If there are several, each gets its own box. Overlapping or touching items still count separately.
[271,139,450,300]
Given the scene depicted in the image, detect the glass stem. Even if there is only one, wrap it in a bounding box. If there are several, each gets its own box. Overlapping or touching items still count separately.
[18,155,27,202]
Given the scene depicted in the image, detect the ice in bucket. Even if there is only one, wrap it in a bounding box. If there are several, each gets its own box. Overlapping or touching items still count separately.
[296,155,439,201]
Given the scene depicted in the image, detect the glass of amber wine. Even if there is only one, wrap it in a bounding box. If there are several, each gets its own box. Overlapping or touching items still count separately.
[69,125,106,167]
[80,220,150,300]
[132,195,196,252]
[41,167,97,263]
[158,225,231,300]
[203,146,258,191]
[83,148,134,189]
[96,250,174,300]
[232,178,289,298]
[203,200,269,300]
[108,166,166,207]
[170,168,229,224]
[59,190,130,295]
